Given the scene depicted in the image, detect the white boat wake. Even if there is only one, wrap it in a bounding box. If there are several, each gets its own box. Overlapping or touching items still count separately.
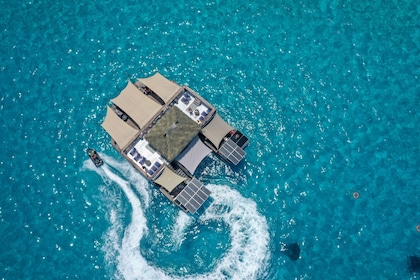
[86,154,270,280]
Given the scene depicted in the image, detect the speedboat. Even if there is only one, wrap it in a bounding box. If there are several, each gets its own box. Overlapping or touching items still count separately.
[87,148,103,167]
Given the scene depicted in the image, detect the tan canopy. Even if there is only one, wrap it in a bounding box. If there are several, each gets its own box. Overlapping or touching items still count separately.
[101,106,139,150]
[201,113,233,149]
[153,167,186,192]
[111,81,162,129]
[137,73,182,104]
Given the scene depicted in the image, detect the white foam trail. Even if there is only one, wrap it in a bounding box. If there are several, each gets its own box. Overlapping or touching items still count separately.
[86,156,270,280]
[102,208,123,267]
[86,158,168,278]
[198,184,271,280]
[170,212,194,250]
[100,153,151,209]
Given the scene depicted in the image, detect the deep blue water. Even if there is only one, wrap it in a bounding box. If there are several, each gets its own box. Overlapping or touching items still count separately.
[1,0,419,279]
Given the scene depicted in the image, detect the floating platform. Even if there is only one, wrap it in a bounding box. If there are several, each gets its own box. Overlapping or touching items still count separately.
[101,72,249,214]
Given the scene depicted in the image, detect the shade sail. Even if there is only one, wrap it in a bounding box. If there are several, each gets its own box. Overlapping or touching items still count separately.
[101,106,139,150]
[138,73,182,104]
[201,113,233,149]
[154,167,186,193]
[111,81,162,129]
[175,136,212,175]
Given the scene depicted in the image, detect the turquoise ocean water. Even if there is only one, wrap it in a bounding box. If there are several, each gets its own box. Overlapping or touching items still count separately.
[1,0,419,279]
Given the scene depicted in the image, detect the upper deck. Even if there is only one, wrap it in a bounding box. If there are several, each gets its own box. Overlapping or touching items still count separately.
[174,89,214,126]
[126,139,164,180]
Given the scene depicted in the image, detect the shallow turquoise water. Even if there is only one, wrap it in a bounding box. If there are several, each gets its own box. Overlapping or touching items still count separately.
[1,0,419,279]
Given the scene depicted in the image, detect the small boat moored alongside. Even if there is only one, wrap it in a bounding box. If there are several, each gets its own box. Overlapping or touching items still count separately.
[87,148,104,167]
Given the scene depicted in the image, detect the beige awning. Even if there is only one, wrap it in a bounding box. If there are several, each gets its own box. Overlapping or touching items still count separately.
[101,106,139,150]
[137,73,182,104]
[201,113,233,149]
[154,167,186,192]
[111,81,162,129]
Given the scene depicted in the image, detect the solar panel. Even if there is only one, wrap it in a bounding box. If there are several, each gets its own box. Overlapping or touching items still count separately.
[219,138,246,165]
[176,194,188,206]
[202,186,211,196]
[175,178,211,214]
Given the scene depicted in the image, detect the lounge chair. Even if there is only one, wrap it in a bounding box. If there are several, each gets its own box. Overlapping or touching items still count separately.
[129,148,137,156]
[181,97,189,104]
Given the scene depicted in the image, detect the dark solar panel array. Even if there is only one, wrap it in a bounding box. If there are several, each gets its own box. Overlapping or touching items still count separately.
[175,178,211,214]
[219,138,246,165]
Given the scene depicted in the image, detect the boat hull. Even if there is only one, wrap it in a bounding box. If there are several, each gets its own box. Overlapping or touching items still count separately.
[87,148,104,167]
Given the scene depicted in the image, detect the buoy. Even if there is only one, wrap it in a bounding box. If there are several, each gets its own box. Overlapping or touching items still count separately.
[416,225,420,232]
[352,192,360,199]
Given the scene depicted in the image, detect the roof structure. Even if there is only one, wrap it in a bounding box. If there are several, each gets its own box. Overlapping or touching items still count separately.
[111,81,162,129]
[153,167,186,192]
[138,73,182,105]
[146,106,200,162]
[101,106,139,150]
[201,113,233,149]
[175,136,212,175]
